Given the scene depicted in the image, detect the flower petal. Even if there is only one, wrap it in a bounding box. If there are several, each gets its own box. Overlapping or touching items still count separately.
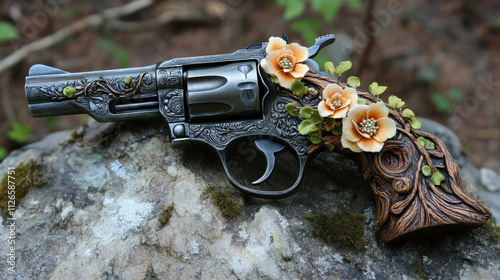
[341,135,363,153]
[373,117,397,142]
[357,138,384,152]
[261,51,282,75]
[342,117,362,142]
[318,100,335,117]
[347,104,368,124]
[342,87,359,110]
[287,43,309,62]
[289,63,309,78]
[367,102,389,120]
[323,83,343,100]
[266,36,286,54]
[338,96,350,109]
[331,106,348,119]
[275,71,295,89]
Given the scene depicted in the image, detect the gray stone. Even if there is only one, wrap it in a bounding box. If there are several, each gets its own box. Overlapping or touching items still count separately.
[480,168,500,192]
[0,118,499,280]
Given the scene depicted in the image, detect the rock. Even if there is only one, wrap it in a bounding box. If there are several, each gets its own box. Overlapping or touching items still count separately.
[480,168,500,192]
[0,118,499,280]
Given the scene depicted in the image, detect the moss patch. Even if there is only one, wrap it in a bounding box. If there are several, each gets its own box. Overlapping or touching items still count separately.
[157,204,174,229]
[0,159,46,216]
[483,216,500,244]
[304,205,367,254]
[203,184,243,220]
[412,263,428,280]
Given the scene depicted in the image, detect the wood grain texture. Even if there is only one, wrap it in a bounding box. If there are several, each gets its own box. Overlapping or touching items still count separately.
[300,68,491,243]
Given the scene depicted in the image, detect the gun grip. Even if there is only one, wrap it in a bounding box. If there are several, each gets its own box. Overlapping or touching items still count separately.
[316,128,491,243]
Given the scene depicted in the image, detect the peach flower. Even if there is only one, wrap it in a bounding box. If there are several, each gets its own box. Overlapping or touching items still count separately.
[341,102,396,152]
[318,84,358,119]
[260,37,309,89]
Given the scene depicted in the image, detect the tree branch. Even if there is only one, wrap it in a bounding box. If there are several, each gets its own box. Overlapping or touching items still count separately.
[0,0,154,74]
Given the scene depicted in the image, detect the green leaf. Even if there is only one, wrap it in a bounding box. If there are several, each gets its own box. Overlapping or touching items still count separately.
[8,122,31,143]
[291,79,308,97]
[418,137,435,150]
[369,82,378,96]
[278,0,306,20]
[331,122,342,135]
[347,76,360,88]
[0,21,18,42]
[309,130,322,144]
[298,119,319,135]
[378,86,387,95]
[290,18,322,44]
[430,93,451,113]
[324,61,336,76]
[401,108,415,118]
[124,76,132,85]
[63,86,76,98]
[335,61,352,76]
[357,98,367,105]
[324,118,336,131]
[310,0,342,21]
[388,95,405,109]
[299,106,314,119]
[430,171,445,186]
[408,116,422,130]
[271,76,280,84]
[310,109,323,125]
[286,102,300,116]
[96,37,130,68]
[422,165,432,177]
[369,82,387,96]
[0,147,7,161]
[324,142,335,152]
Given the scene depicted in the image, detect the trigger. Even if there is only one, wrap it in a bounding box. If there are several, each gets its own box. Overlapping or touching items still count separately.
[252,139,286,185]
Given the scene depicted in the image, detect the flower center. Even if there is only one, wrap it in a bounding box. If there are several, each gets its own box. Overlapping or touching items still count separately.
[332,99,342,108]
[279,58,294,70]
[359,118,379,136]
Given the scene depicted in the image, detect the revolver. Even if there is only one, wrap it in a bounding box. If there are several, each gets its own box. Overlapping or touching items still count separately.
[25,35,490,243]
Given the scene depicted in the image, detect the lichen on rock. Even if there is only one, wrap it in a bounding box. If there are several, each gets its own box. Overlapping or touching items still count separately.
[0,118,498,280]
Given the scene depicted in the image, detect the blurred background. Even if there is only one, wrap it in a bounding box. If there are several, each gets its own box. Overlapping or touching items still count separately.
[0,0,499,173]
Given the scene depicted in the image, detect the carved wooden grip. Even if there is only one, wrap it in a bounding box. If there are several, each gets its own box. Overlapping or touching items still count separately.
[301,70,491,243]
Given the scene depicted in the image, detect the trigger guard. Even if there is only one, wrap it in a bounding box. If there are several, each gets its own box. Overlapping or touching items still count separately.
[218,146,308,199]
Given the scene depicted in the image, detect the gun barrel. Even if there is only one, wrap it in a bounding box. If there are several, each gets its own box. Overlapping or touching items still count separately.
[25,64,160,122]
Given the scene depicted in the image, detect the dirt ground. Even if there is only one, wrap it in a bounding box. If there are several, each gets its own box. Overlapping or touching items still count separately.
[0,0,499,173]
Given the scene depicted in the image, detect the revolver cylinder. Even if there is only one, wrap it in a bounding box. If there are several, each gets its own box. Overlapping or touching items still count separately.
[186,62,261,122]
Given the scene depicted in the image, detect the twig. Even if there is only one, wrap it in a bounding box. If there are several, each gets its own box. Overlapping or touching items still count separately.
[0,0,154,74]
[104,1,218,32]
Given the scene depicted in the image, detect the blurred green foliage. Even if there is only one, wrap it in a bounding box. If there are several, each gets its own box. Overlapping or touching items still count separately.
[96,37,131,68]
[0,147,6,161]
[277,0,363,44]
[8,122,31,143]
[0,22,18,42]
[44,117,60,128]
[59,9,77,20]
[430,88,464,113]
[417,66,440,84]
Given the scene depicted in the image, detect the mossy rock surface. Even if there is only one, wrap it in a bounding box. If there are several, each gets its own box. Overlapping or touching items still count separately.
[0,118,498,279]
